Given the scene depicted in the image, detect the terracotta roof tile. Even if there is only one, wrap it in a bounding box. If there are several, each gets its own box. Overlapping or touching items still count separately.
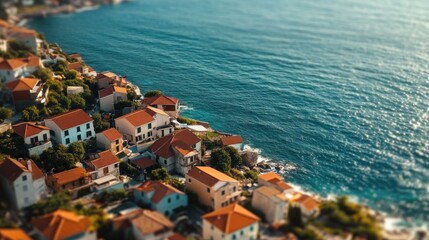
[144,106,170,117]
[113,86,127,94]
[88,150,118,169]
[18,159,45,180]
[98,87,114,98]
[0,228,31,240]
[186,166,237,187]
[202,203,259,234]
[258,172,282,182]
[0,55,41,70]
[292,193,319,211]
[131,156,156,170]
[99,128,122,141]
[131,210,174,235]
[32,209,91,240]
[116,110,154,127]
[13,122,50,138]
[46,109,93,131]
[51,167,87,186]
[0,157,29,182]
[142,95,178,106]
[67,62,83,72]
[5,78,38,92]
[135,180,184,204]
[221,135,243,146]
[150,129,200,158]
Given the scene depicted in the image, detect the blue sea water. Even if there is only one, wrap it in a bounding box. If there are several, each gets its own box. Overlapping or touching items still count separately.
[27,0,429,224]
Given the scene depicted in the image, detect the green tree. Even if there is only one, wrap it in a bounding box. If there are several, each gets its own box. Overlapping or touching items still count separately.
[48,92,71,110]
[69,94,86,110]
[68,142,85,162]
[244,170,258,182]
[33,67,52,82]
[150,167,170,181]
[0,107,12,121]
[38,146,77,173]
[127,89,141,101]
[144,90,163,98]
[119,161,139,176]
[7,40,34,57]
[92,113,110,133]
[224,146,242,168]
[0,5,8,20]
[288,206,304,228]
[46,79,63,92]
[21,106,39,121]
[29,191,71,217]
[0,130,27,158]
[210,149,231,173]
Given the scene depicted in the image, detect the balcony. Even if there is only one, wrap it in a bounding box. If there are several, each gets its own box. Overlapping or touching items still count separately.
[27,139,52,156]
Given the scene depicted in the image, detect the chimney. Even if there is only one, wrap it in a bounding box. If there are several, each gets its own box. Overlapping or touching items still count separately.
[27,160,32,172]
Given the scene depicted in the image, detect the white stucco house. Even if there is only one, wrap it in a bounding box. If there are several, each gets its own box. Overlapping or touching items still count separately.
[0,157,47,209]
[114,109,155,145]
[220,135,244,151]
[44,109,95,146]
[96,128,124,154]
[252,186,288,224]
[202,203,260,240]
[12,122,52,157]
[133,180,188,217]
[0,54,43,83]
[149,129,201,175]
[84,150,120,191]
[98,86,128,113]
[141,95,180,118]
[258,172,294,193]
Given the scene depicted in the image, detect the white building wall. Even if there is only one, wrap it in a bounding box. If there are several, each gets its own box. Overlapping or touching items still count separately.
[155,193,188,216]
[12,172,37,209]
[45,120,95,146]
[251,191,285,224]
[23,129,50,145]
[99,95,114,113]
[91,163,119,179]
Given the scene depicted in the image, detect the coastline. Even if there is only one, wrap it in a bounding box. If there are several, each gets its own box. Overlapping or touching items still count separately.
[17,5,428,238]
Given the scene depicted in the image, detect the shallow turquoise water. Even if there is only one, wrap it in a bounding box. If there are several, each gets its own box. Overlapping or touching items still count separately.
[28,0,429,223]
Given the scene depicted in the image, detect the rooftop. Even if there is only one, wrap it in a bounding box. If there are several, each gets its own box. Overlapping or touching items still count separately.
[135,180,184,203]
[186,166,237,187]
[0,157,30,182]
[87,150,119,170]
[202,203,260,234]
[13,122,49,138]
[131,156,156,170]
[45,109,93,131]
[51,167,87,186]
[5,78,39,92]
[220,135,243,146]
[150,129,200,158]
[131,210,174,235]
[142,95,178,106]
[0,54,40,70]
[0,228,31,240]
[99,128,122,141]
[32,209,91,240]
[115,109,154,127]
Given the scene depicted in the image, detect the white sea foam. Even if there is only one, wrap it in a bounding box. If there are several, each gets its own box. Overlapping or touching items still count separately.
[75,5,100,13]
[180,105,194,111]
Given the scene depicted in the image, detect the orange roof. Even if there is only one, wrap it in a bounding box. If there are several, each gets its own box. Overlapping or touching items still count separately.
[254,186,287,201]
[5,78,39,92]
[67,62,82,71]
[116,110,154,127]
[113,86,127,94]
[98,87,114,98]
[150,129,200,158]
[52,167,86,186]
[99,128,122,141]
[88,150,118,169]
[142,95,178,106]
[0,157,29,182]
[69,53,81,59]
[291,193,319,211]
[221,135,243,146]
[259,172,293,191]
[131,210,174,235]
[144,106,169,117]
[32,209,91,240]
[13,122,49,138]
[46,109,93,131]
[202,203,259,234]
[0,228,31,240]
[0,55,40,70]
[186,166,237,187]
[131,156,156,169]
[18,159,45,180]
[135,180,184,203]
[95,71,117,80]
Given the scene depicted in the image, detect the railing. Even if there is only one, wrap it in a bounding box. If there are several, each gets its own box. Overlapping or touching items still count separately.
[27,139,51,148]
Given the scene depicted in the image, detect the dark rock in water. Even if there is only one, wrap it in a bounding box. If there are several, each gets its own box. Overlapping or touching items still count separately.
[241,151,258,168]
[275,165,282,171]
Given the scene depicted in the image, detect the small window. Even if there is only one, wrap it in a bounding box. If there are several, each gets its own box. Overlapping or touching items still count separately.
[221,190,225,195]
[164,160,167,165]
[115,139,119,144]
[137,127,141,133]
[64,130,69,136]
[176,195,179,200]
[86,131,92,137]
[250,226,254,231]
[148,123,152,129]
[103,167,108,174]
[77,135,81,141]
[232,234,236,240]
[211,225,214,230]
[50,130,56,137]
[114,163,118,168]
[148,131,152,137]
[23,185,28,191]
[141,192,144,197]
[240,230,244,236]
[86,123,90,129]
[43,133,48,141]
[65,138,70,144]
[169,128,172,133]
[207,188,210,193]
[233,187,236,192]
[167,198,171,203]
[188,178,191,183]
[22,175,27,181]
[24,197,29,204]
[77,126,81,132]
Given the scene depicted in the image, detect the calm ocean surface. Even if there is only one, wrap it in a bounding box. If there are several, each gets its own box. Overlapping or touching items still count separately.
[28,0,429,224]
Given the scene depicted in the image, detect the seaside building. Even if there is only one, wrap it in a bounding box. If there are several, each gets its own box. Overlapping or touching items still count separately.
[130,156,156,176]
[0,157,47,209]
[149,129,201,175]
[114,109,155,146]
[46,167,92,198]
[133,180,188,216]
[98,86,128,113]
[0,228,32,240]
[0,54,43,83]
[258,172,293,193]
[185,166,241,210]
[6,26,40,53]
[290,193,320,218]
[251,186,288,224]
[144,106,175,138]
[44,109,95,146]
[96,128,124,154]
[83,150,121,191]
[202,203,260,240]
[95,71,127,89]
[5,77,47,111]
[141,95,180,118]
[32,209,96,240]
[220,135,244,151]
[12,122,52,156]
